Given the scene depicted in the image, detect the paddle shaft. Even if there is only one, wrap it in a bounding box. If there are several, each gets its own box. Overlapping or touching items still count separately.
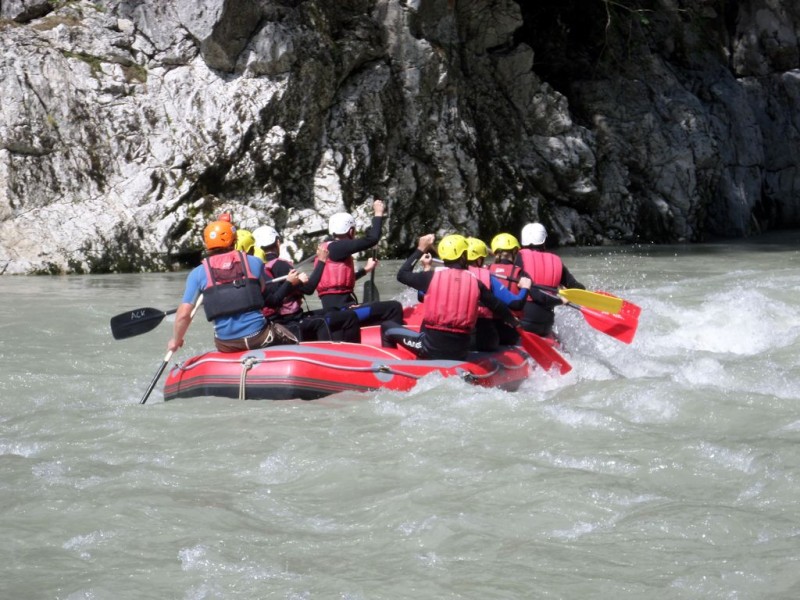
[139,295,204,404]
[362,248,379,302]
[515,326,572,374]
[369,249,376,289]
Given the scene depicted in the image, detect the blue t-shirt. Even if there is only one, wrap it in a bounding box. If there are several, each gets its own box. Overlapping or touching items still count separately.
[182,254,267,340]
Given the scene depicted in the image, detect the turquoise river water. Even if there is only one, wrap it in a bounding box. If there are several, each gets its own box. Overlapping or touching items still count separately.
[1,234,799,599]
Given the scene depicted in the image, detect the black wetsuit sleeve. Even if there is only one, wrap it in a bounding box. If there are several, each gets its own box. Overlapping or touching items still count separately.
[561,265,585,290]
[397,249,434,293]
[326,216,384,261]
[258,258,292,308]
[263,281,294,308]
[300,261,325,295]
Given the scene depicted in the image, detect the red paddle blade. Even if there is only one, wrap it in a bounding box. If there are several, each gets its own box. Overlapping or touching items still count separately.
[579,306,638,344]
[596,291,641,319]
[517,328,572,374]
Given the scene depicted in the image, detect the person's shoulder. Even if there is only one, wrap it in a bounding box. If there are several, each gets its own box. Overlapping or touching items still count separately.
[245,254,265,269]
[185,263,206,289]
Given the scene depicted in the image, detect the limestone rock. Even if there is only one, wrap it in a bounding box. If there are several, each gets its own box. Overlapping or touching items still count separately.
[0,0,798,274]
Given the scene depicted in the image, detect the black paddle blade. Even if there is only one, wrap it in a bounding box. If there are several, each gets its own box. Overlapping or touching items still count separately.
[110,307,173,340]
[362,280,379,303]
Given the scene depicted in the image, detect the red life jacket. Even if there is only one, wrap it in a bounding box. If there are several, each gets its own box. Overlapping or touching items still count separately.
[201,251,264,321]
[490,261,524,317]
[262,257,303,318]
[489,262,522,294]
[518,249,562,302]
[315,241,355,297]
[423,268,480,334]
[468,266,493,319]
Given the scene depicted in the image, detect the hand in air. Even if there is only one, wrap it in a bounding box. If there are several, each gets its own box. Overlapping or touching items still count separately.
[373,199,385,217]
[418,234,435,252]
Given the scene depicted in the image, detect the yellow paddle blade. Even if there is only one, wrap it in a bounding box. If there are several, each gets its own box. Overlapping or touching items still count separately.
[558,289,623,314]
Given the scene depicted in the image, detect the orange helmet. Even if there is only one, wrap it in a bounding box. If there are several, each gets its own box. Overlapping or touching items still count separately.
[203,220,236,250]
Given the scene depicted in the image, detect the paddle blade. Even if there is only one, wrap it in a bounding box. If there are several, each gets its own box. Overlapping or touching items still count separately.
[362,279,379,303]
[595,291,641,319]
[110,307,174,340]
[516,327,572,374]
[558,289,623,314]
[579,306,638,344]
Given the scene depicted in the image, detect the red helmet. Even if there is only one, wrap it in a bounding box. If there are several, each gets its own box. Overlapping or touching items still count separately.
[203,220,236,250]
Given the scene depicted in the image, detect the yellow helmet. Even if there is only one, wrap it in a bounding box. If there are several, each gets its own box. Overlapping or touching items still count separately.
[235,229,256,254]
[490,233,520,254]
[203,220,236,250]
[466,237,488,261]
[437,234,468,261]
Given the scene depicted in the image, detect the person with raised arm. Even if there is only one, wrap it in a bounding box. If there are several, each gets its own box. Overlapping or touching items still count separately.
[253,225,361,343]
[317,198,403,328]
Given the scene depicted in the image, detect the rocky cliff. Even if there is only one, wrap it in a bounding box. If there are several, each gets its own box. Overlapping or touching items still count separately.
[1,0,798,274]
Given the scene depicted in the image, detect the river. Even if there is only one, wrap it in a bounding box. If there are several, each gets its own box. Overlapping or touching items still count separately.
[2,233,799,599]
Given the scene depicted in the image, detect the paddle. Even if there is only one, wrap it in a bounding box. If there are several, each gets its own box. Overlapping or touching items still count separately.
[574,304,638,344]
[537,288,639,344]
[489,272,623,314]
[111,307,177,340]
[555,288,622,313]
[597,291,641,319]
[110,274,293,340]
[516,326,572,374]
[140,294,203,404]
[362,249,379,303]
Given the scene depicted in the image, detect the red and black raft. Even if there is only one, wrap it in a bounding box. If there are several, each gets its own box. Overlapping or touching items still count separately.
[162,339,532,401]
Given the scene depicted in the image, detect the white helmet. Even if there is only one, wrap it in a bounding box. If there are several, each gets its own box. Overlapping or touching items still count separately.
[253,225,280,248]
[328,212,356,236]
[521,222,547,246]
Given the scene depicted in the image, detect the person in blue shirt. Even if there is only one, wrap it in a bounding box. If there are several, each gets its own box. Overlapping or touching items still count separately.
[167,220,298,354]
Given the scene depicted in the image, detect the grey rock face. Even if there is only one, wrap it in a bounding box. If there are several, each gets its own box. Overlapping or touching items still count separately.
[0,0,798,274]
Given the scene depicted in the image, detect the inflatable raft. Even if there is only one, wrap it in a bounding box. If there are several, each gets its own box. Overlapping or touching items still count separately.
[163,339,532,401]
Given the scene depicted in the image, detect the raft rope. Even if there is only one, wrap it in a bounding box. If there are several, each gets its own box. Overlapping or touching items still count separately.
[239,356,257,400]
[176,355,426,379]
